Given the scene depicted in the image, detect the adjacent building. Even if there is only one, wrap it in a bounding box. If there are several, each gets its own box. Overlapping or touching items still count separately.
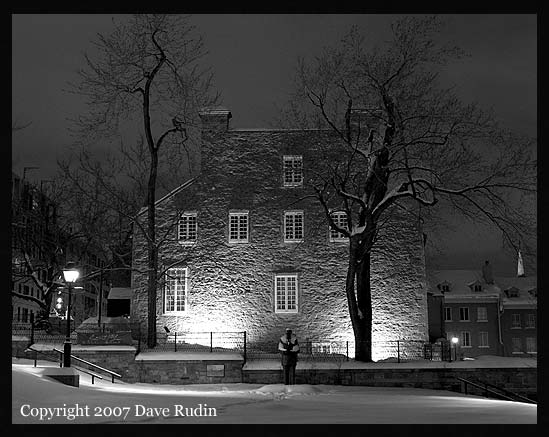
[131,108,430,360]
[11,172,108,327]
[429,260,537,358]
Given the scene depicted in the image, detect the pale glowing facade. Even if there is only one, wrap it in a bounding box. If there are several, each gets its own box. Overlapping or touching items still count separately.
[131,108,429,360]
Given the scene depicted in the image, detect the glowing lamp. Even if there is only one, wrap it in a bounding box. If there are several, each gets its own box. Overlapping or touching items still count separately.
[62,262,80,283]
[451,337,459,344]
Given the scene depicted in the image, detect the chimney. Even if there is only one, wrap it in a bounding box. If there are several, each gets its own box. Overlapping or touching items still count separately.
[482,260,494,284]
[198,107,232,132]
[517,250,525,277]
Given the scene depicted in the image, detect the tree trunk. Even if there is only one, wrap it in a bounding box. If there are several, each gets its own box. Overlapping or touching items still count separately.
[347,236,374,362]
[354,251,373,361]
[146,151,158,348]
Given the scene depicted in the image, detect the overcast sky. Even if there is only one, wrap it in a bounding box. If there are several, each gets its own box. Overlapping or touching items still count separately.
[11,14,537,274]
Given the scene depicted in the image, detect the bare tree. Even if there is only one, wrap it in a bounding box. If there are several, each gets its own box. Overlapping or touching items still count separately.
[283,16,536,361]
[68,14,219,347]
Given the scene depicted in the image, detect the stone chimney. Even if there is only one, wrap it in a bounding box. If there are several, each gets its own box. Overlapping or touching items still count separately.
[482,260,494,284]
[198,107,232,132]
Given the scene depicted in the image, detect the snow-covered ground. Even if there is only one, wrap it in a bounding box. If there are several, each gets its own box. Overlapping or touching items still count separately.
[12,358,536,424]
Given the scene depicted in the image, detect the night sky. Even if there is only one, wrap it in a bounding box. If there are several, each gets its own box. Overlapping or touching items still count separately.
[11,14,537,275]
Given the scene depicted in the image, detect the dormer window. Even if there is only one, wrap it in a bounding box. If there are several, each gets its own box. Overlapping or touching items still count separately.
[468,280,483,292]
[439,281,451,293]
[507,287,520,298]
[283,155,303,187]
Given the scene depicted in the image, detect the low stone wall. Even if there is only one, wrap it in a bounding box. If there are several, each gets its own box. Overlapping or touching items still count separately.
[12,338,30,358]
[243,367,537,400]
[128,359,243,384]
[67,346,137,381]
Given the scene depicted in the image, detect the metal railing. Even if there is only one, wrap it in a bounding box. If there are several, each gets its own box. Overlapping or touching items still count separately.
[53,347,122,383]
[456,377,537,404]
[149,331,247,355]
[26,346,104,385]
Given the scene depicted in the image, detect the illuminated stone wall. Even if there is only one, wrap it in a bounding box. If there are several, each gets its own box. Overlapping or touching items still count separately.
[131,119,429,361]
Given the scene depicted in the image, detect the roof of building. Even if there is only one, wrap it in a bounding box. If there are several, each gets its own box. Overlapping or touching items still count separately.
[136,177,196,216]
[428,269,537,306]
[429,269,501,297]
[107,287,132,300]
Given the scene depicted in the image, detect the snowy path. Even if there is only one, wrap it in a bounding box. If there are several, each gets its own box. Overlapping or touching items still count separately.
[12,359,536,424]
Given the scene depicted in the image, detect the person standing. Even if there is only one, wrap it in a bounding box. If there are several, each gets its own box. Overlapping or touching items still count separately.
[278,328,299,385]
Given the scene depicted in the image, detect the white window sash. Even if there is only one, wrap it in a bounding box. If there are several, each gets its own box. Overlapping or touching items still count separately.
[283,156,303,187]
[284,211,304,242]
[229,212,249,243]
[164,268,187,313]
[275,275,298,313]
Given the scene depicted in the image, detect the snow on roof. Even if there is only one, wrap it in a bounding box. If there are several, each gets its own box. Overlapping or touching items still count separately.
[108,287,132,300]
[137,177,196,216]
[429,270,501,297]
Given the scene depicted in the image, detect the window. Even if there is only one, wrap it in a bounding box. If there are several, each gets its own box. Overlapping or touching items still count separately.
[477,307,488,322]
[17,307,21,322]
[329,211,348,242]
[525,314,535,328]
[512,337,522,354]
[22,308,28,323]
[473,284,482,292]
[441,283,450,293]
[459,307,469,321]
[508,288,519,298]
[23,285,29,296]
[526,337,536,353]
[444,307,452,321]
[283,155,303,187]
[461,331,471,347]
[284,211,304,242]
[511,314,521,329]
[229,212,249,243]
[164,268,187,313]
[275,274,298,313]
[178,212,197,244]
[479,332,489,348]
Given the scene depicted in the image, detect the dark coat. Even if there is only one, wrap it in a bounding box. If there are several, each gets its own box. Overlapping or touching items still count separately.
[278,334,300,366]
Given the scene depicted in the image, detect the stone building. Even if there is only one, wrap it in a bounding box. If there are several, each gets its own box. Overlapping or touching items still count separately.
[131,108,429,361]
[429,259,537,358]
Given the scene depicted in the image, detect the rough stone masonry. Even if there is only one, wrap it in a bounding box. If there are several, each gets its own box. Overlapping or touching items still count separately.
[131,108,429,360]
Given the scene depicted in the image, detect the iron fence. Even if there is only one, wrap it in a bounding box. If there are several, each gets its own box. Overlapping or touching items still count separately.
[147,331,246,355]
[13,320,454,363]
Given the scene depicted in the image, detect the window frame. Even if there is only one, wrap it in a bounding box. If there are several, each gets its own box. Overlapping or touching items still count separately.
[228,211,249,244]
[511,313,521,329]
[525,313,535,329]
[282,155,303,187]
[478,331,489,348]
[274,273,299,314]
[329,211,348,242]
[178,212,198,245]
[525,337,537,353]
[461,331,471,348]
[163,267,188,314]
[511,337,523,354]
[443,307,452,321]
[477,307,488,322]
[284,210,304,243]
[459,307,470,322]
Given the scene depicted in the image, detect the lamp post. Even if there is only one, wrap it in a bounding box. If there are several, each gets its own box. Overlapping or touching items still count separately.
[451,337,459,362]
[62,262,79,368]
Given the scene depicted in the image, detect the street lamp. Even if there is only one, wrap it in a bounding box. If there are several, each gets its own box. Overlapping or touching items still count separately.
[62,262,79,368]
[451,337,459,362]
